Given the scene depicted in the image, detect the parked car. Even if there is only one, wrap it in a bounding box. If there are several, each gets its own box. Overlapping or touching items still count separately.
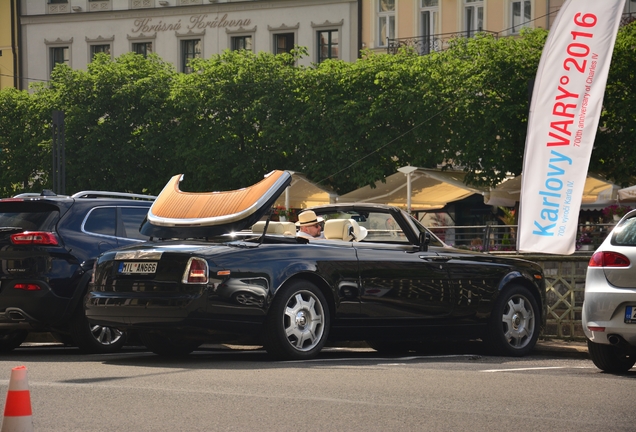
[583,209,636,372]
[0,190,155,353]
[86,171,546,360]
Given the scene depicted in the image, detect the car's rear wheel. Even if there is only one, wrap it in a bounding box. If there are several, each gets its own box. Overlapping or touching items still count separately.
[70,306,126,354]
[264,280,330,360]
[140,332,203,357]
[0,330,28,353]
[587,340,636,373]
[485,285,539,357]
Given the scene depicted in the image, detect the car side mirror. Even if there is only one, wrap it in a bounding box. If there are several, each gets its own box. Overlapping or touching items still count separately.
[419,232,430,252]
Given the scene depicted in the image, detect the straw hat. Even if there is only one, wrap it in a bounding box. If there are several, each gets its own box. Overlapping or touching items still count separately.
[296,210,324,226]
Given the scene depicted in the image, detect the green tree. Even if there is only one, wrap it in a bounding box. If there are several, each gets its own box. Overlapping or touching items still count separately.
[592,22,636,186]
[1,24,634,196]
[169,48,305,191]
[0,88,52,196]
[46,52,177,194]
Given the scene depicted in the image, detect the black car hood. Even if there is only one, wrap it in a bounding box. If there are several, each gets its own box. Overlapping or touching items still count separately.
[140,170,292,239]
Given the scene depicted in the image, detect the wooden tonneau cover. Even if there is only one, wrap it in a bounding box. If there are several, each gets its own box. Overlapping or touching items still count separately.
[147,170,291,227]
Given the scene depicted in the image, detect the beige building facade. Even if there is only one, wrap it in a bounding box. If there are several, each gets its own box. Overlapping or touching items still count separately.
[18,0,360,89]
[360,0,634,54]
[0,0,21,89]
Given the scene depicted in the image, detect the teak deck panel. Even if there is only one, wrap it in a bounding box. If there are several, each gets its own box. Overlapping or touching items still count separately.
[150,170,287,221]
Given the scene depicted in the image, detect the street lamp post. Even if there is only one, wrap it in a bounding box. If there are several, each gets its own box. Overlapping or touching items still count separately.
[397,166,418,213]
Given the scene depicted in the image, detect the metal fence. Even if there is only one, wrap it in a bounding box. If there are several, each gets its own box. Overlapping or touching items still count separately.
[427,223,614,253]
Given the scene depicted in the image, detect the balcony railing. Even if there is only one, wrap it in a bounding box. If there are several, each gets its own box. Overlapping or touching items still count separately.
[387,30,499,55]
[428,222,614,253]
[621,11,636,26]
[389,12,636,56]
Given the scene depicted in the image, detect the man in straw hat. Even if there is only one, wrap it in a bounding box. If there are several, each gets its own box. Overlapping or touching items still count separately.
[296,210,324,239]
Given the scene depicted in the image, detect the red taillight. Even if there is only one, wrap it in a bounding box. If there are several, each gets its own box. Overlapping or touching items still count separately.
[588,251,630,267]
[587,326,605,332]
[183,258,208,284]
[14,283,41,291]
[10,231,58,246]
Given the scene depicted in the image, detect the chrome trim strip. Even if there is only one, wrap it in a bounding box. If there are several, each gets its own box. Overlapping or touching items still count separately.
[114,250,163,260]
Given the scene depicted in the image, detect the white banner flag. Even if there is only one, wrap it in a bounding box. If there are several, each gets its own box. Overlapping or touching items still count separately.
[517,0,625,254]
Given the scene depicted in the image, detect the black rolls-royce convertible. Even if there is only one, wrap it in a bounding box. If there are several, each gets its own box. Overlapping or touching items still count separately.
[85,170,546,360]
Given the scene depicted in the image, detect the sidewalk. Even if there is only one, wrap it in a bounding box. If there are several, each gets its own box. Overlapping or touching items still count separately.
[534,338,588,358]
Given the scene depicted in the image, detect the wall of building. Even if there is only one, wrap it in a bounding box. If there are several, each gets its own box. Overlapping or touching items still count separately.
[0,0,18,89]
[361,0,557,55]
[19,0,358,88]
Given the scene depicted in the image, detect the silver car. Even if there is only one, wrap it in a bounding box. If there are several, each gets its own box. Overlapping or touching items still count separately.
[583,209,636,372]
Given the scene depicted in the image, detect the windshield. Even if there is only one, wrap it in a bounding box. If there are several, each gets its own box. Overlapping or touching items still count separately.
[0,202,60,231]
[320,209,410,242]
[404,211,446,247]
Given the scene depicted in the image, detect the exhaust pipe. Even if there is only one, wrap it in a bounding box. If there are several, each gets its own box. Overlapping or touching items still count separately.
[607,334,624,345]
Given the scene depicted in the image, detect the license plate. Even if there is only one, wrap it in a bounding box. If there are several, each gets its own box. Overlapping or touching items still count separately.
[118,262,157,275]
[625,306,636,324]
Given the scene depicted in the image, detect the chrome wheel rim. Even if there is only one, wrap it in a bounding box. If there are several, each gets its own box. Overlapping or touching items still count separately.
[283,290,325,352]
[501,294,535,349]
[90,324,124,346]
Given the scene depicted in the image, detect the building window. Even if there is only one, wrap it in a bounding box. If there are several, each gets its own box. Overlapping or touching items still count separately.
[90,44,111,59]
[317,30,338,63]
[420,0,439,54]
[50,47,69,72]
[181,39,201,73]
[274,33,294,55]
[511,1,532,34]
[132,42,153,57]
[378,0,395,46]
[464,0,484,38]
[231,36,253,51]
[48,0,68,3]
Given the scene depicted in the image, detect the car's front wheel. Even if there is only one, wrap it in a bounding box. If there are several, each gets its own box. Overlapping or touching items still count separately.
[587,339,636,373]
[485,285,540,357]
[70,306,126,354]
[264,280,330,360]
[0,330,28,353]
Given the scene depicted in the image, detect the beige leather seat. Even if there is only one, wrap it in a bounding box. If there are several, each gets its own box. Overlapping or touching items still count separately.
[324,219,367,241]
[251,221,296,235]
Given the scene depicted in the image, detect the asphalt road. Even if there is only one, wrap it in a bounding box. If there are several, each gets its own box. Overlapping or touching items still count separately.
[0,342,633,432]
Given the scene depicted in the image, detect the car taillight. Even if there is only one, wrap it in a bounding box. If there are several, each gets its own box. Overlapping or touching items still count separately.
[14,283,41,291]
[182,257,208,284]
[10,231,59,246]
[588,251,630,267]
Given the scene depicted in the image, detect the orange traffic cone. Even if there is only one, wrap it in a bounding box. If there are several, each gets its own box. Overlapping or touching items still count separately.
[1,366,33,432]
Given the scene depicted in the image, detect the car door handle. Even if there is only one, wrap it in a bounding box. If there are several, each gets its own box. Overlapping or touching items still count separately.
[419,255,451,262]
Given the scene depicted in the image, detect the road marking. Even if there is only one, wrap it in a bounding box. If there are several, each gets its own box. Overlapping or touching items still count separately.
[481,366,594,372]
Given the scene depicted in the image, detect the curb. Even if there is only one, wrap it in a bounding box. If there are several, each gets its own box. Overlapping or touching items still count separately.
[533,339,588,358]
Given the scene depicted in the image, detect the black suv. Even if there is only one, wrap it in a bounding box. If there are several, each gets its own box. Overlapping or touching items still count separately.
[0,190,155,353]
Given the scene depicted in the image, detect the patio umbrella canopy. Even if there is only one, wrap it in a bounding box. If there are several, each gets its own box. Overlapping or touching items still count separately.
[338,168,485,210]
[273,172,337,209]
[618,185,636,202]
[485,173,618,208]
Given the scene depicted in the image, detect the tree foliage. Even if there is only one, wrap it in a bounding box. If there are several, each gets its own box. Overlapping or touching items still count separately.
[0,24,634,197]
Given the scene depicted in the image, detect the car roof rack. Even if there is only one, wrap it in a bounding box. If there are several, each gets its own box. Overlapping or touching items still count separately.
[71,191,157,200]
